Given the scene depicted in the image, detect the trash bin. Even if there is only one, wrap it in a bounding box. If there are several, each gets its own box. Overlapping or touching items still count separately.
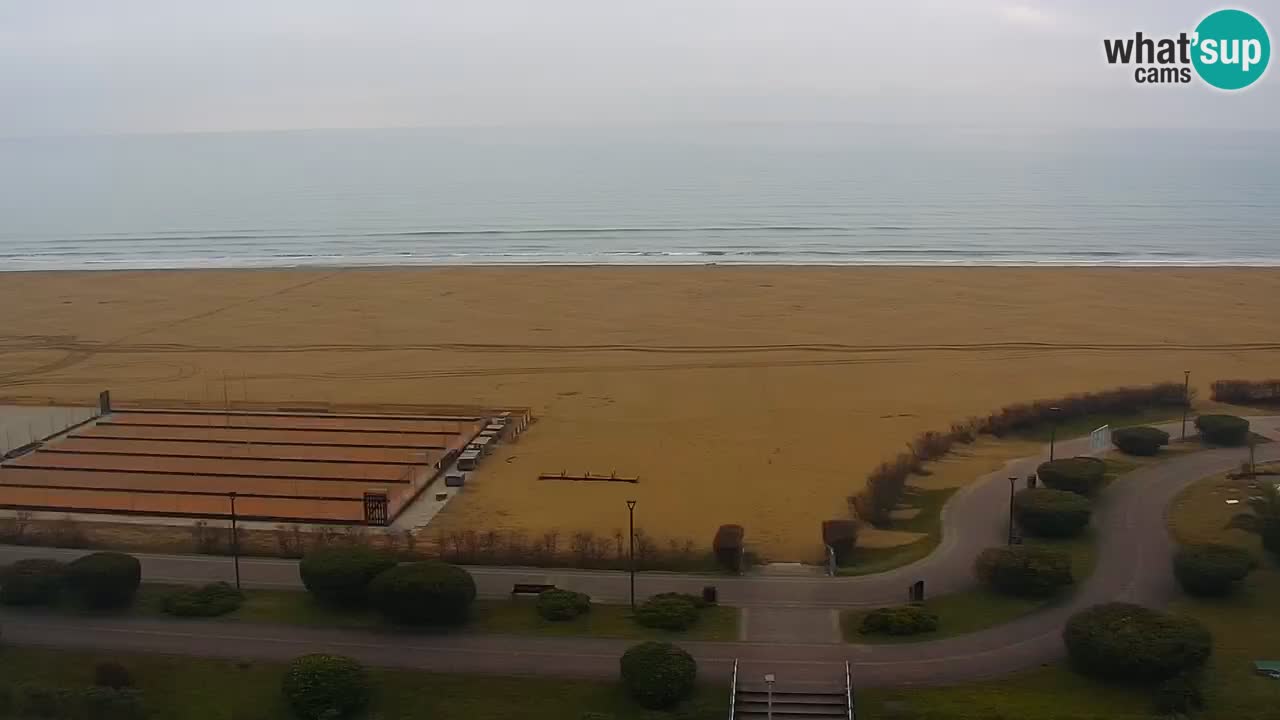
[702,586,718,605]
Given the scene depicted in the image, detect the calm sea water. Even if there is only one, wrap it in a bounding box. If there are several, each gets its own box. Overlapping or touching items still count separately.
[1,127,1277,270]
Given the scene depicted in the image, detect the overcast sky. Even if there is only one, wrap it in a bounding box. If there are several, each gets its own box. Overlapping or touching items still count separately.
[0,0,1275,137]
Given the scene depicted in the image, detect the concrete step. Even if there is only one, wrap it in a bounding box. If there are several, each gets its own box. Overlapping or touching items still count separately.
[736,711,847,720]
[737,699,848,715]
[737,692,846,707]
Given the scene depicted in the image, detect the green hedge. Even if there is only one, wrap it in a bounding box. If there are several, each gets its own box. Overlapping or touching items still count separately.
[1172,543,1256,597]
[974,545,1073,597]
[634,596,699,631]
[859,605,939,636]
[1013,488,1092,538]
[1111,426,1170,456]
[281,654,371,720]
[536,589,591,621]
[1036,457,1107,495]
[367,561,476,625]
[619,641,697,709]
[0,558,65,606]
[1063,603,1212,682]
[298,547,397,607]
[162,582,244,617]
[1195,414,1251,446]
[65,552,141,609]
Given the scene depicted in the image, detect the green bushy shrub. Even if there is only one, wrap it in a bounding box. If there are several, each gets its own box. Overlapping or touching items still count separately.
[859,605,939,636]
[1111,426,1170,456]
[649,592,711,609]
[1195,414,1251,446]
[536,589,591,621]
[975,545,1073,597]
[712,524,744,573]
[1013,488,1092,537]
[1063,603,1212,683]
[0,559,65,606]
[822,519,859,565]
[281,654,371,720]
[298,547,397,607]
[367,561,476,625]
[64,552,141,609]
[634,596,699,631]
[1154,672,1204,716]
[1173,543,1256,597]
[81,686,146,720]
[619,641,697,709]
[162,582,244,617]
[94,662,134,689]
[1036,457,1107,495]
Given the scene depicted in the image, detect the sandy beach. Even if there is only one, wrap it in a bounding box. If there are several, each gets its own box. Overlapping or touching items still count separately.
[2,267,1278,560]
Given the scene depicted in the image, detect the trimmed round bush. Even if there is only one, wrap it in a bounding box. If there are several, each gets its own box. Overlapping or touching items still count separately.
[1036,457,1107,495]
[1063,603,1211,682]
[859,605,939,636]
[0,559,65,606]
[634,596,700,631]
[65,552,141,609]
[1111,426,1170,456]
[298,547,397,607]
[1196,414,1250,446]
[1173,543,1256,597]
[648,591,711,609]
[162,582,244,617]
[975,545,1073,597]
[281,654,371,720]
[536,589,591,621]
[1013,488,1092,538]
[94,661,134,689]
[619,641,697,709]
[367,561,476,625]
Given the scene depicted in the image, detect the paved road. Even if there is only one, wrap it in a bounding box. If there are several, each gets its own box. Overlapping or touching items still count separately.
[2,417,1276,686]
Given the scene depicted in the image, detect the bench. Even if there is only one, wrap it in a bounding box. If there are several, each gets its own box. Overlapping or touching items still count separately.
[511,583,556,597]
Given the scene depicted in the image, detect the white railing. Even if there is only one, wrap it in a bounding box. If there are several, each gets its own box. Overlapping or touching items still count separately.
[728,659,739,719]
[846,661,855,720]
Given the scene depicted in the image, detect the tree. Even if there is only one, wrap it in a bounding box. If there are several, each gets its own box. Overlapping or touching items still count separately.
[974,545,1073,597]
[298,547,397,607]
[367,561,476,625]
[619,642,697,709]
[1229,482,1280,559]
[1063,603,1211,682]
[1036,457,1107,495]
[1013,488,1091,537]
[1172,544,1255,596]
[65,552,141,609]
[0,559,65,606]
[281,654,371,720]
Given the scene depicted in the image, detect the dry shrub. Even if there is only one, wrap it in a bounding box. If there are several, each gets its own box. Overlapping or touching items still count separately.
[1211,378,1280,406]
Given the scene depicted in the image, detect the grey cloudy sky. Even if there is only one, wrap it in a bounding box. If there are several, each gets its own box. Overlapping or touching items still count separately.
[0,0,1275,136]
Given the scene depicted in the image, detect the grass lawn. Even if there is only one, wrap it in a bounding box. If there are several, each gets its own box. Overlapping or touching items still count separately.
[836,488,954,577]
[0,646,728,720]
[127,585,739,642]
[841,530,1096,644]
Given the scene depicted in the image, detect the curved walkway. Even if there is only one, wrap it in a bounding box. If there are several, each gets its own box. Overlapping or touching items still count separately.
[2,417,1277,687]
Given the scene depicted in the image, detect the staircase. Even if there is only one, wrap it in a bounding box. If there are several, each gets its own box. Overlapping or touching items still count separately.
[729,661,853,720]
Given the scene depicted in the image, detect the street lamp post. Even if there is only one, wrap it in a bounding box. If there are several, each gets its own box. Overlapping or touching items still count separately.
[228,492,241,589]
[1181,370,1191,440]
[764,673,776,720]
[1007,477,1017,545]
[1048,406,1062,461]
[626,499,637,610]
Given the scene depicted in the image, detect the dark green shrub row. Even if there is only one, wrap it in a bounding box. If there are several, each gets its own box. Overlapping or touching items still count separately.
[980,382,1188,437]
[1037,456,1107,496]
[536,589,591,621]
[821,519,859,565]
[619,642,697,709]
[1063,603,1212,682]
[859,605,939,636]
[0,558,65,606]
[1211,378,1280,406]
[1111,426,1170,456]
[712,524,744,573]
[634,596,700,631]
[1013,488,1091,538]
[1195,414,1251,446]
[853,423,978,526]
[975,545,1073,597]
[298,546,397,607]
[162,582,244,617]
[1172,543,1255,597]
[281,654,371,720]
[368,560,476,625]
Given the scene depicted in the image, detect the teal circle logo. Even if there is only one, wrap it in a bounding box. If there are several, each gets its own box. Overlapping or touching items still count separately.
[1192,9,1270,90]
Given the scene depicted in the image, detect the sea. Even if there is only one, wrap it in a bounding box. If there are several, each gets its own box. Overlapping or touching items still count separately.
[1,126,1277,270]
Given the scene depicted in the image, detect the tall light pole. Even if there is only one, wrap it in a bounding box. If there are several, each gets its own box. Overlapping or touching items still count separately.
[228,492,241,589]
[1007,477,1017,545]
[1181,370,1191,440]
[626,499,637,610]
[1048,406,1062,461]
[764,673,776,720]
